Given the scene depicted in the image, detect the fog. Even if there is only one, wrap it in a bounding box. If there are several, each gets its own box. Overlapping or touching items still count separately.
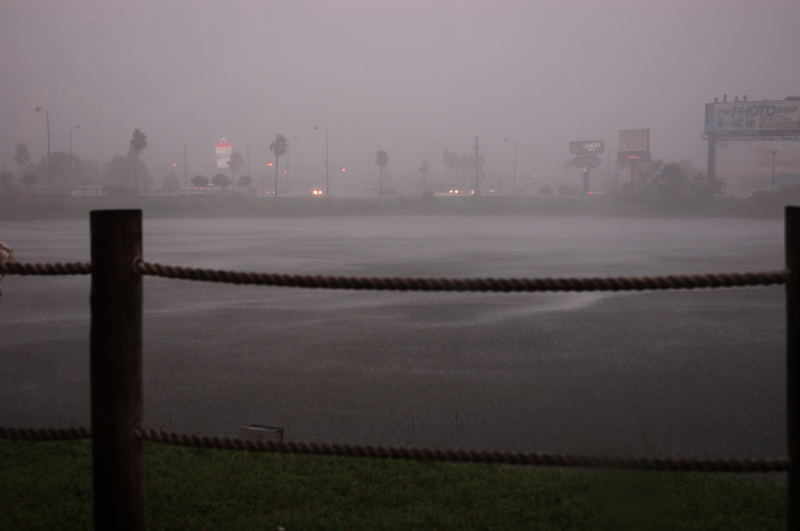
[2,0,799,190]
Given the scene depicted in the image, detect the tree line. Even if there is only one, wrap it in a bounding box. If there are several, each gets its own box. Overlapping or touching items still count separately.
[0,131,297,195]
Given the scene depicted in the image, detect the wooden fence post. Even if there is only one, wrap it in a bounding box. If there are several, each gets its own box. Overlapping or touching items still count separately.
[90,210,145,530]
[787,206,800,531]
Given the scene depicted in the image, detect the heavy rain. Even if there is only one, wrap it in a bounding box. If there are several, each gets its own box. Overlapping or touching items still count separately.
[1,0,799,528]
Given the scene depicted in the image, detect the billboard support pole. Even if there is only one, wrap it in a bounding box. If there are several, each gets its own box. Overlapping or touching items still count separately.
[771,150,778,191]
[707,133,717,185]
[583,168,589,195]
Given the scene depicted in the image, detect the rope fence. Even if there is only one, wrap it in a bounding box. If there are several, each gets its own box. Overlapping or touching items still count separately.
[0,424,788,472]
[0,261,91,276]
[2,260,788,291]
[2,208,799,530]
[0,258,792,471]
[0,425,91,441]
[134,427,789,472]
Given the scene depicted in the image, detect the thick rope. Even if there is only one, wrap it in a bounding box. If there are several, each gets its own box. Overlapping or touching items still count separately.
[0,424,788,471]
[136,427,789,472]
[0,260,789,292]
[135,260,788,292]
[0,425,91,441]
[0,261,91,276]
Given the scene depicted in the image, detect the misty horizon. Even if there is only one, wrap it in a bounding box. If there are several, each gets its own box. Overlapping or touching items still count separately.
[2,0,799,189]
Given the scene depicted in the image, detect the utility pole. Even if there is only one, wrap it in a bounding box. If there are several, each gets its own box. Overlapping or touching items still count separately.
[513,142,517,192]
[245,144,251,179]
[474,136,480,195]
[183,145,189,188]
[505,137,517,192]
[325,133,329,196]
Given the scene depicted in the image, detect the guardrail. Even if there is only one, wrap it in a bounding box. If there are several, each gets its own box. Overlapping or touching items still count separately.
[1,208,798,530]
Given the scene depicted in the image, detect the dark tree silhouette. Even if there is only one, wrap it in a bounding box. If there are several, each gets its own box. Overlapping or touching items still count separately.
[0,171,15,195]
[128,129,148,192]
[236,175,253,188]
[212,173,232,189]
[269,134,289,195]
[21,172,38,190]
[37,151,81,190]
[13,143,30,174]
[191,175,209,188]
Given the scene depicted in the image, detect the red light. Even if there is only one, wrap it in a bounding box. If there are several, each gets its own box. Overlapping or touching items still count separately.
[266,162,273,167]
[340,167,347,173]
[171,162,177,167]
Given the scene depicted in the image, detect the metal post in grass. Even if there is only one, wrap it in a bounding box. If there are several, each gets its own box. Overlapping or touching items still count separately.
[90,209,145,530]
[787,206,800,531]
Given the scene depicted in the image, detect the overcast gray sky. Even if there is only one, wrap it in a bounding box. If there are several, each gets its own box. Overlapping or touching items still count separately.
[1,0,798,187]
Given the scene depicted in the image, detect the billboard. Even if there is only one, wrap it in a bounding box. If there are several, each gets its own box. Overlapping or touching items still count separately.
[618,129,650,152]
[569,140,604,155]
[705,100,800,135]
[571,154,602,168]
[215,138,232,169]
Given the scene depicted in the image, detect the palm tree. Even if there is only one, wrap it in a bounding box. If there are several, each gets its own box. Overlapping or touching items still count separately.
[128,129,147,193]
[375,150,389,196]
[269,134,289,195]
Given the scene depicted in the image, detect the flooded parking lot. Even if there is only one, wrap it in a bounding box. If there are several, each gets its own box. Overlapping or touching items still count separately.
[0,215,786,458]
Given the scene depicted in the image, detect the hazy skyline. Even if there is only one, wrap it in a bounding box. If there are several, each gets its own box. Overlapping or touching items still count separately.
[2,0,799,188]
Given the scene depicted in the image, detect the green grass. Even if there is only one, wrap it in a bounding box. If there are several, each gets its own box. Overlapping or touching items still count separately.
[0,440,786,530]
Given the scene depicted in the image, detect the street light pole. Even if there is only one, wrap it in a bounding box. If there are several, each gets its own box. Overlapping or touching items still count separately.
[69,124,81,158]
[314,125,329,196]
[505,137,517,193]
[35,106,52,193]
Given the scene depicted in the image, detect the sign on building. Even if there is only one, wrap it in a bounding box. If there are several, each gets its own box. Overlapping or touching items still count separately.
[215,138,232,169]
[618,129,650,152]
